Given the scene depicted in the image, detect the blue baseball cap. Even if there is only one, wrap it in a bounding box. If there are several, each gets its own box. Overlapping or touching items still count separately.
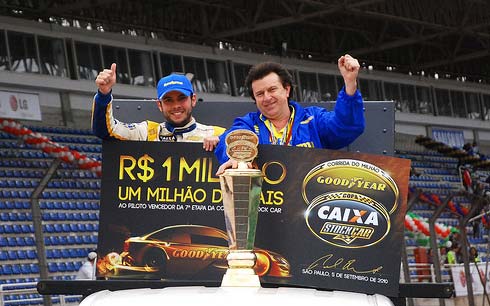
[157,74,193,99]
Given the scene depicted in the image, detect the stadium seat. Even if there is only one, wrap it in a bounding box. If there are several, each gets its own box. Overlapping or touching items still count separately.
[17,250,27,260]
[76,249,86,257]
[7,237,17,246]
[44,201,54,209]
[66,262,76,272]
[93,191,100,199]
[59,236,68,245]
[65,191,74,199]
[67,223,77,232]
[61,201,70,210]
[6,180,16,188]
[4,201,15,209]
[52,249,62,259]
[7,250,18,260]
[20,264,31,274]
[24,237,35,246]
[0,212,9,221]
[50,236,61,245]
[53,224,63,232]
[8,212,18,221]
[26,250,37,260]
[57,191,67,199]
[11,264,21,275]
[67,236,77,245]
[62,223,71,232]
[15,237,26,246]
[3,224,13,234]
[77,223,86,232]
[47,262,58,273]
[12,224,22,233]
[61,249,70,258]
[29,264,39,274]
[44,224,55,233]
[76,202,85,210]
[2,264,13,275]
[57,262,67,272]
[0,251,7,261]
[66,296,82,303]
[17,212,28,221]
[69,201,77,210]
[14,179,24,188]
[67,248,78,258]
[48,181,61,188]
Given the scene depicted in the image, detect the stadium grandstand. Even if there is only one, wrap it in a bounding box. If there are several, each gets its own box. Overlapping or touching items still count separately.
[0,1,489,305]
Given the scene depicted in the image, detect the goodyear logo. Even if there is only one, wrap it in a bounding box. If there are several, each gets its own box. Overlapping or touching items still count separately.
[164,80,183,87]
[302,159,398,248]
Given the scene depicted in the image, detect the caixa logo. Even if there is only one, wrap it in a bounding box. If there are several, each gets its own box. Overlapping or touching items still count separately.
[305,192,390,248]
[302,159,399,248]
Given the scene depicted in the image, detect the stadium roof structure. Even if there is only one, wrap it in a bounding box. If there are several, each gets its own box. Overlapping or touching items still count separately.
[1,0,489,83]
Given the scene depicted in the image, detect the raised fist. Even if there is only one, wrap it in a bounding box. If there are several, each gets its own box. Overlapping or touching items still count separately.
[338,55,360,95]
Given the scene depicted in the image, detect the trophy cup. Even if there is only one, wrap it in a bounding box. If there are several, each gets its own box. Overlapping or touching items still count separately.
[219,130,263,287]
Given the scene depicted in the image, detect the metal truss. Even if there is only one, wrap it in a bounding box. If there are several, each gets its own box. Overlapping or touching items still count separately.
[0,0,489,82]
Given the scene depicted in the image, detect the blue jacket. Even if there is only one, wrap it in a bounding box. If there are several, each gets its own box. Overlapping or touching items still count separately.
[215,88,365,164]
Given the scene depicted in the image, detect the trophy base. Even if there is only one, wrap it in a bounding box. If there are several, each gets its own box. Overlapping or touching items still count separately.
[221,268,261,287]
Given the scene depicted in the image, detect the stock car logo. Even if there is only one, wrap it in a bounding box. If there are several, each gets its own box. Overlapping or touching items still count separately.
[305,192,390,248]
[302,159,399,248]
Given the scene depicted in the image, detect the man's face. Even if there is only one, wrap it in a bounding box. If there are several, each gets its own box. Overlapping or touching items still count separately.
[251,72,291,120]
[157,91,196,127]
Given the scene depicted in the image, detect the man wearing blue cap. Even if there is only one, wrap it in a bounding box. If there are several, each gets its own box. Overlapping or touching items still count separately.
[92,63,224,151]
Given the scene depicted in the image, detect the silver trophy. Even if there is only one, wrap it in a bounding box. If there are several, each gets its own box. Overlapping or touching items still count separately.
[219,130,263,287]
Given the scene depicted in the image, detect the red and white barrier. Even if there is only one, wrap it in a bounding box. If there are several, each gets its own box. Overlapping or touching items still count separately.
[0,119,102,177]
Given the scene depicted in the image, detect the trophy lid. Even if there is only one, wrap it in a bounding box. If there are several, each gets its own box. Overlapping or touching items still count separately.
[225,130,259,163]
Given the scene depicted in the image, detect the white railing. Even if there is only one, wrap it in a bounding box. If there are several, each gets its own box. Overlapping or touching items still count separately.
[0,282,82,306]
[403,263,455,283]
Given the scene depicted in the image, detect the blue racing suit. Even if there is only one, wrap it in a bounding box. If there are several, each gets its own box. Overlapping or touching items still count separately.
[215,88,365,164]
